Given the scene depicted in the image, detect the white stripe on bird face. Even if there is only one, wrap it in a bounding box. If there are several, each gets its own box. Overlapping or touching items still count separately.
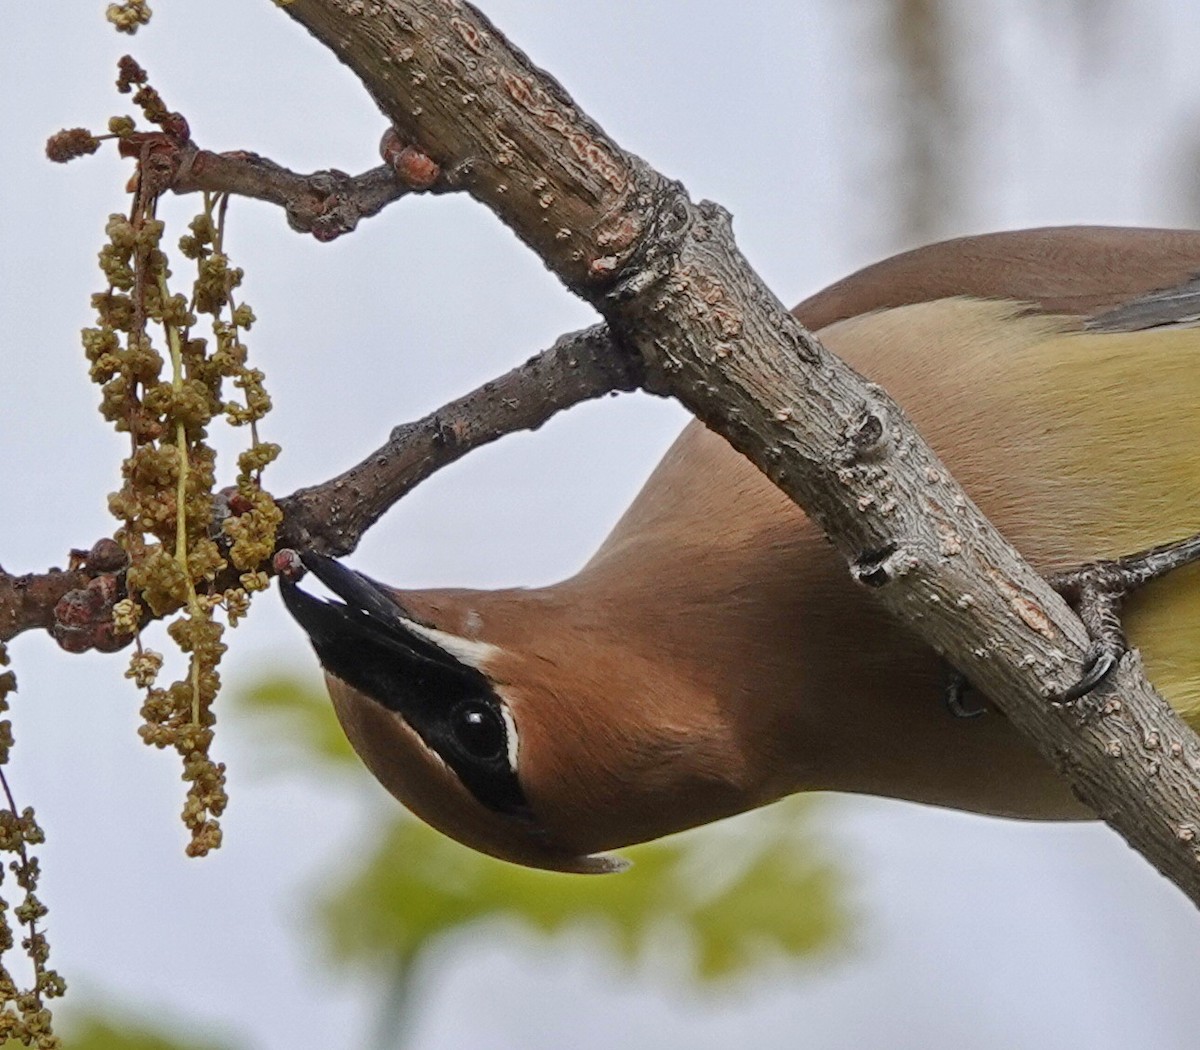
[398,617,500,671]
[499,703,520,771]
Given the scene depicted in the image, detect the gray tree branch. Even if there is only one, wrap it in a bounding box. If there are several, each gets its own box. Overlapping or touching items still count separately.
[271,0,1200,904]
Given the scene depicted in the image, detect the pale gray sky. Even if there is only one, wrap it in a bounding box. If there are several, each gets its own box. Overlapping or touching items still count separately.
[4,2,1200,1048]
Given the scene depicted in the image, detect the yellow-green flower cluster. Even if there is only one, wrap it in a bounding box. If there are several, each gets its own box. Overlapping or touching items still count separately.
[79,66,281,858]
[0,646,66,1048]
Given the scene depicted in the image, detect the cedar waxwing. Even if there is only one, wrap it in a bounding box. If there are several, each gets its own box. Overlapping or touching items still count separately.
[282,226,1200,873]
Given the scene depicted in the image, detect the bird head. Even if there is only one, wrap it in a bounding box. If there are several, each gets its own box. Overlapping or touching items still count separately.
[280,551,755,873]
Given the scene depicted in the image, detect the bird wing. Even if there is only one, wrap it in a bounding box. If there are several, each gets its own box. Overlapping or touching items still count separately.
[795,225,1200,328]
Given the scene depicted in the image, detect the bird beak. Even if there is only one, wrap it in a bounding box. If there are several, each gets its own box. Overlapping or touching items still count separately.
[279,549,407,636]
[278,550,471,678]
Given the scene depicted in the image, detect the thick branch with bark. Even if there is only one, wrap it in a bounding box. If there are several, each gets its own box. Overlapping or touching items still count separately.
[270,0,1200,903]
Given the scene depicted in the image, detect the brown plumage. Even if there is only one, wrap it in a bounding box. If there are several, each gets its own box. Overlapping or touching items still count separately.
[284,226,1200,872]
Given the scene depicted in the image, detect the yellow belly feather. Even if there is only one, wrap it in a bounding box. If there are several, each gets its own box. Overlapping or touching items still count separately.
[822,300,1200,722]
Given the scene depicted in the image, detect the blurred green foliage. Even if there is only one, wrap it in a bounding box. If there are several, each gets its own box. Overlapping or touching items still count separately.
[53,661,845,1049]
[322,801,840,982]
[241,673,845,985]
[51,1014,234,1050]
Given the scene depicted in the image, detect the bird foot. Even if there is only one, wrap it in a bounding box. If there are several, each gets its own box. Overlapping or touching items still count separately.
[943,531,1200,716]
[1048,532,1200,702]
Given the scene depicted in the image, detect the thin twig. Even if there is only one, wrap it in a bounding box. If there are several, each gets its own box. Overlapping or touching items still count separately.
[170,145,412,241]
[278,323,642,554]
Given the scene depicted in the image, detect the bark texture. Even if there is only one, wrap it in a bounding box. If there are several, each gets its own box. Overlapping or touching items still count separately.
[274,0,1200,904]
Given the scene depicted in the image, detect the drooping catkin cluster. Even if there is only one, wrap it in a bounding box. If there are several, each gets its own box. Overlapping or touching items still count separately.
[0,645,65,1048]
[53,58,282,857]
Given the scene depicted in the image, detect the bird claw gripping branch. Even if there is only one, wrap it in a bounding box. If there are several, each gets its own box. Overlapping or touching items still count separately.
[944,532,1200,717]
[1048,532,1200,703]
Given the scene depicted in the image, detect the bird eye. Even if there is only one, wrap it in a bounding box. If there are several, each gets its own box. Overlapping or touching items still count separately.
[450,700,506,760]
